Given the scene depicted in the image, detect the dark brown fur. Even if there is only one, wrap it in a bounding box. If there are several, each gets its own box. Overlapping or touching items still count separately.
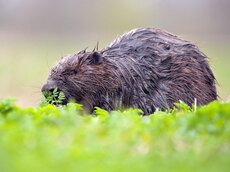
[42,28,217,114]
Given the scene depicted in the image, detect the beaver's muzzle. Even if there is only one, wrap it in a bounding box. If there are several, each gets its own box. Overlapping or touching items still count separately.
[41,80,58,93]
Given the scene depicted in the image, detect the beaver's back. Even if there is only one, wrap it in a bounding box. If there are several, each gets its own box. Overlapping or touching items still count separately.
[102,28,217,114]
[103,28,192,57]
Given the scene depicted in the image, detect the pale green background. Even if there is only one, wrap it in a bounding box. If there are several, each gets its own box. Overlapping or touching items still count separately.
[0,0,229,106]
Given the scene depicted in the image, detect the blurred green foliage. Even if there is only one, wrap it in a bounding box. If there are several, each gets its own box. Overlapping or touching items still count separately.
[0,99,229,172]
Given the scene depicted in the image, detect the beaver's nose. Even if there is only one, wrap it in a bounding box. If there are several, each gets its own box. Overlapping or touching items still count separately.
[41,80,57,93]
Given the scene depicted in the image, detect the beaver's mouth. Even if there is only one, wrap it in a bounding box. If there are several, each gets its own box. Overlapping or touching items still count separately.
[58,90,83,105]
[42,86,84,106]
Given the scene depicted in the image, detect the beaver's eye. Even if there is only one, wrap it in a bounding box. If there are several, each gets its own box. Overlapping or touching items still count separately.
[67,70,77,75]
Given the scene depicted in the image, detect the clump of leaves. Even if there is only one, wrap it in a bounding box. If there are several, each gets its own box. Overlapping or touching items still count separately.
[174,100,193,112]
[39,88,66,106]
[0,98,16,115]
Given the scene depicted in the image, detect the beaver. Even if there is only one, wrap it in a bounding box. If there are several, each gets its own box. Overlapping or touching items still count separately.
[41,28,217,114]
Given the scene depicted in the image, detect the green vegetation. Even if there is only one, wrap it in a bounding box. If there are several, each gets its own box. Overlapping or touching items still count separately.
[40,88,66,106]
[0,98,229,172]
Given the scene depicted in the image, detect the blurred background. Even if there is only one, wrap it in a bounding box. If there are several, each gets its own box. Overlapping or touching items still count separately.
[0,0,229,106]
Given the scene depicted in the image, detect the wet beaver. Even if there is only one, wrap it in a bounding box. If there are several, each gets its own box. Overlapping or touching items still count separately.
[42,28,217,114]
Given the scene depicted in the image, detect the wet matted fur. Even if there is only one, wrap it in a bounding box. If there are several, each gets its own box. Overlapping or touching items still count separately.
[42,28,217,114]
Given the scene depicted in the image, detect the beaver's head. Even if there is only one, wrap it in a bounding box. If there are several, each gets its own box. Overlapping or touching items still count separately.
[41,50,120,110]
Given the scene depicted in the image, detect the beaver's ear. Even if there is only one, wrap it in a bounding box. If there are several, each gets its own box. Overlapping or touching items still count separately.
[89,52,103,64]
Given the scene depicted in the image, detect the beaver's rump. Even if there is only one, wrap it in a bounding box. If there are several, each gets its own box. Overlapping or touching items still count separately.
[100,28,217,114]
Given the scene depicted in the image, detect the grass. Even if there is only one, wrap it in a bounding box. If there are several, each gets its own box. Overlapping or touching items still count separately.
[0,98,229,172]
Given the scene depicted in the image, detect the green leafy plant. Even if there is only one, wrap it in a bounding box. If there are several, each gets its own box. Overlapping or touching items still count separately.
[39,87,66,106]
